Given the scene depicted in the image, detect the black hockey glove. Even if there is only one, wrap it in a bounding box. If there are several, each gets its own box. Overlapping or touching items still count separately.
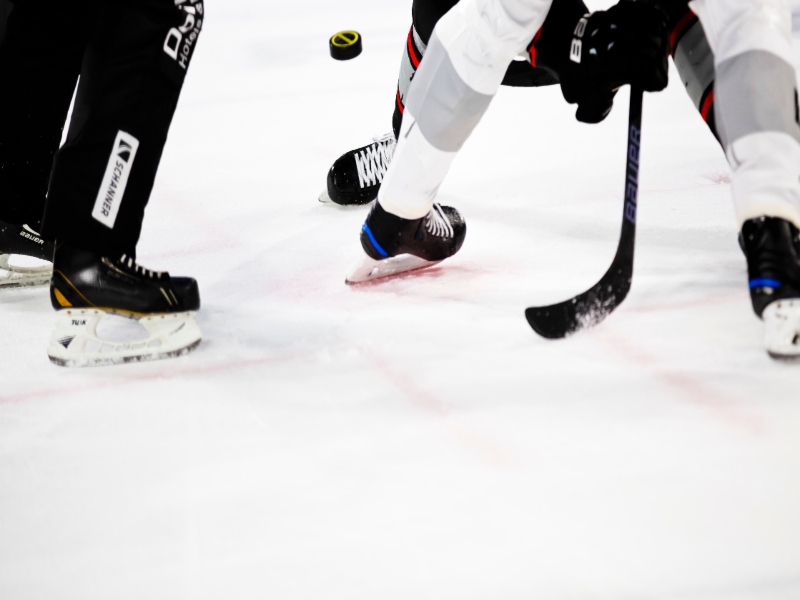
[559,0,669,123]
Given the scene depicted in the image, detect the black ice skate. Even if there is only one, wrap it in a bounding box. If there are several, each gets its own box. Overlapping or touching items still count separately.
[346,200,466,284]
[320,133,396,205]
[740,216,800,359]
[0,220,54,288]
[47,243,201,367]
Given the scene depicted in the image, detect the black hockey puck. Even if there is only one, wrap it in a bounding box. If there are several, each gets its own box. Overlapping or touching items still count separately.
[330,31,362,61]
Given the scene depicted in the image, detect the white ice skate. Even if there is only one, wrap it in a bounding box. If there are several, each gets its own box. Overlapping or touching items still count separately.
[47,244,202,367]
[321,133,396,205]
[345,201,467,285]
[0,254,52,288]
[0,221,54,287]
[47,309,202,367]
[741,217,800,360]
[346,202,465,285]
[763,299,800,359]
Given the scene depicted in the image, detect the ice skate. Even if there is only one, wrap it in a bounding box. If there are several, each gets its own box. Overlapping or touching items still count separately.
[0,220,54,288]
[47,243,201,367]
[346,200,466,284]
[320,133,396,205]
[741,217,800,359]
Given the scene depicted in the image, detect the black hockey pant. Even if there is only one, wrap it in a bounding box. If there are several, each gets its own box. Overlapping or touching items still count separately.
[0,0,204,258]
[393,0,719,142]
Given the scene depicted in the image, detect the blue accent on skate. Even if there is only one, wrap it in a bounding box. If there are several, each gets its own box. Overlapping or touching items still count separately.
[362,223,388,258]
[750,278,781,289]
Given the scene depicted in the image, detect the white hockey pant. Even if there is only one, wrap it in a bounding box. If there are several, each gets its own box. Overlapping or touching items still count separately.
[691,0,800,229]
[378,0,552,219]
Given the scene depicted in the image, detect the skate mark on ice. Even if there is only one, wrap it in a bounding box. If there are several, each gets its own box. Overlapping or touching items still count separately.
[594,329,768,437]
[367,352,519,469]
[703,170,732,185]
[626,291,744,314]
[345,263,445,287]
[347,262,487,289]
[639,171,732,195]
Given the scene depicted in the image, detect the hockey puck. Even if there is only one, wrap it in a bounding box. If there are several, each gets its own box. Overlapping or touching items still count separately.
[330,31,362,61]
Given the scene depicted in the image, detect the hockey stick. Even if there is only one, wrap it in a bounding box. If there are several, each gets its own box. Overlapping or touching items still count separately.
[525,86,643,339]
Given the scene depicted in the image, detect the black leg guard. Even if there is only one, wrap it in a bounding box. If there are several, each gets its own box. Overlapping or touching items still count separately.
[393,0,564,137]
[393,22,429,139]
[0,0,93,229]
[664,1,720,142]
[41,0,205,258]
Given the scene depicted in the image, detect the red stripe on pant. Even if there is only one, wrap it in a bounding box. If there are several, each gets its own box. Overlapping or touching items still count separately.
[528,28,543,67]
[670,10,697,56]
[406,28,421,68]
[700,87,715,122]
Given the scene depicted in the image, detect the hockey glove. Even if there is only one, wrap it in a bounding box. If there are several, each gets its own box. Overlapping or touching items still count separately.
[560,0,669,123]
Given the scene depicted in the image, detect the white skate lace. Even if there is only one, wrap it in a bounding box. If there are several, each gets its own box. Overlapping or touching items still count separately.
[118,254,165,280]
[425,204,454,238]
[355,133,396,189]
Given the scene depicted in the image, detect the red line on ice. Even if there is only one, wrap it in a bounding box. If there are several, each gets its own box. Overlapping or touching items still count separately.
[0,354,295,405]
[593,329,768,437]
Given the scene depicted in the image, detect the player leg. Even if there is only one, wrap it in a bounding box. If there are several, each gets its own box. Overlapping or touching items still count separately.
[321,0,458,206]
[41,0,205,367]
[346,0,550,282]
[692,0,800,358]
[0,0,92,287]
[347,0,669,283]
[666,1,719,140]
[322,0,565,207]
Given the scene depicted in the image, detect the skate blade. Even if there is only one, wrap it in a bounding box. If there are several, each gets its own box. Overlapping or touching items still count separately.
[345,254,440,284]
[763,299,800,360]
[0,254,52,288]
[318,190,372,207]
[47,309,202,368]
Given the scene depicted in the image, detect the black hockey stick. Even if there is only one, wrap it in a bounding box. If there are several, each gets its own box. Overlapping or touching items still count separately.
[525,86,643,339]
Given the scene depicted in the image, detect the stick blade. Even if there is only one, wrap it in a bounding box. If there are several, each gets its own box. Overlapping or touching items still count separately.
[525,304,579,339]
[525,262,632,339]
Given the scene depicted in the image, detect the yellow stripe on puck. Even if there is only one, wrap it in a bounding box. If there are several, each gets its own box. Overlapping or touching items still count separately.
[330,30,363,60]
[331,31,359,48]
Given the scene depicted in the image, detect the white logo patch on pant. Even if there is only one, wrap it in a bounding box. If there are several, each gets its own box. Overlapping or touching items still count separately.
[92,131,139,229]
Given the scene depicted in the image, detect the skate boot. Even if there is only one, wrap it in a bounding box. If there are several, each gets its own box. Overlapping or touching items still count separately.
[346,200,466,284]
[320,133,396,205]
[740,216,800,359]
[0,220,54,288]
[47,242,202,367]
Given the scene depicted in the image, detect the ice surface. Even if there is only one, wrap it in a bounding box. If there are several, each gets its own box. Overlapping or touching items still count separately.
[1,1,800,598]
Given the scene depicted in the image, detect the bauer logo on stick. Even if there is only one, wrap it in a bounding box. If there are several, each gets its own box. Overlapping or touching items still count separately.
[330,30,362,60]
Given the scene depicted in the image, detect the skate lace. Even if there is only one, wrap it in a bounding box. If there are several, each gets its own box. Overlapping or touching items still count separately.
[118,254,165,280]
[425,204,454,238]
[355,133,396,189]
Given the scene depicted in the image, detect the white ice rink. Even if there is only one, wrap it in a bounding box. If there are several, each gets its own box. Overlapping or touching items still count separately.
[2,1,800,598]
